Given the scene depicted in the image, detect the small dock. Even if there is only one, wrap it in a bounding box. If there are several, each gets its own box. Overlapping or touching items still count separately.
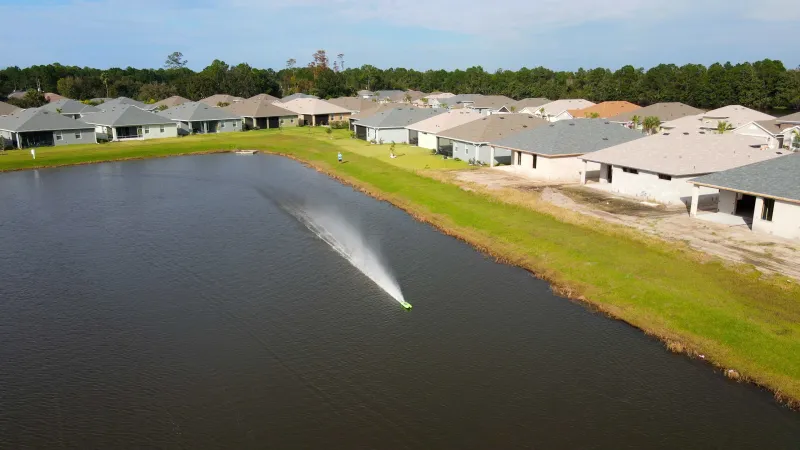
[234,150,259,155]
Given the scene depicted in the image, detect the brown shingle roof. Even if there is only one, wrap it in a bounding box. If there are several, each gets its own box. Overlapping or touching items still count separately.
[0,100,22,115]
[223,98,297,118]
[608,102,705,123]
[567,101,641,119]
[152,96,190,109]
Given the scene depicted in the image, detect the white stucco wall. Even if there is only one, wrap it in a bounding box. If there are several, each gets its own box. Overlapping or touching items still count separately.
[366,127,377,142]
[417,131,437,150]
[375,127,410,144]
[734,123,771,140]
[511,151,600,182]
[607,165,718,206]
[752,198,800,240]
[718,190,738,214]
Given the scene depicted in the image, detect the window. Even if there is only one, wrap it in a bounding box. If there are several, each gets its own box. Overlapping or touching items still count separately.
[145,126,150,134]
[75,131,81,139]
[291,119,294,123]
[532,154,537,169]
[160,125,165,133]
[221,122,225,128]
[761,198,775,222]
[55,131,63,141]
[658,174,671,180]
[622,167,639,174]
[516,152,522,165]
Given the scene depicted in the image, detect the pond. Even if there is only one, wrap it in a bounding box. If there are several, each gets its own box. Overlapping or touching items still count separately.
[1,154,798,448]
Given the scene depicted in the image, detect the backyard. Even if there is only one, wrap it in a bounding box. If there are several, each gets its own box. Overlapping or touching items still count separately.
[2,127,800,406]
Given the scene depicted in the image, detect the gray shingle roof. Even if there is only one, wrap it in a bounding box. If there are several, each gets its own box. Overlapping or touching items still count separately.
[151,96,190,109]
[691,152,800,203]
[608,102,705,123]
[280,93,318,102]
[0,108,94,132]
[354,107,445,128]
[223,98,296,118]
[492,119,646,156]
[41,99,101,115]
[81,105,174,127]
[99,97,150,110]
[158,101,242,122]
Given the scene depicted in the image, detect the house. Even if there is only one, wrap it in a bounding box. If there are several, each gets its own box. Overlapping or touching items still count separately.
[44,92,66,103]
[732,112,800,150]
[199,94,244,107]
[157,101,242,134]
[371,90,406,103]
[98,97,152,111]
[279,98,351,126]
[414,92,455,107]
[0,100,20,116]
[523,99,596,121]
[406,110,484,150]
[511,98,550,112]
[328,97,379,115]
[223,98,299,129]
[248,93,280,103]
[0,108,96,148]
[608,102,705,127]
[348,104,393,130]
[469,95,515,115]
[579,131,783,206]
[689,153,800,240]
[437,114,548,165]
[357,90,375,98]
[151,96,190,110]
[493,119,645,182]
[40,99,102,119]
[663,105,775,132]
[280,93,318,102]
[566,101,640,119]
[353,107,445,143]
[81,105,177,141]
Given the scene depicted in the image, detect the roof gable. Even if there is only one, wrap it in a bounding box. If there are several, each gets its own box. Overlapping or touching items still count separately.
[158,101,242,121]
[608,102,706,123]
[223,98,296,118]
[691,152,800,203]
[81,105,174,126]
[0,108,94,132]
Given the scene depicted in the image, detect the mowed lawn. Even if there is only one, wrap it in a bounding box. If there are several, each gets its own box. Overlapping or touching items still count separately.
[3,127,800,403]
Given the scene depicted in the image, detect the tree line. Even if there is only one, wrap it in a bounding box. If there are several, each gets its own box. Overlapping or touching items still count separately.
[2,51,798,111]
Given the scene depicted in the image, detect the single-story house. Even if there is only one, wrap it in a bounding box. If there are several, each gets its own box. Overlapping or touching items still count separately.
[511,98,550,112]
[580,131,785,206]
[662,105,775,132]
[608,102,706,128]
[328,97,379,115]
[151,96,190,110]
[469,95,514,115]
[0,100,21,116]
[566,101,640,119]
[81,105,178,141]
[0,108,96,148]
[40,99,102,119]
[406,110,484,150]
[370,90,406,103]
[522,99,596,121]
[348,104,393,130]
[157,101,242,135]
[733,111,800,150]
[437,114,548,165]
[414,92,455,107]
[248,93,280,103]
[44,92,66,103]
[98,97,153,111]
[199,94,244,107]
[689,153,800,240]
[357,90,375,98]
[353,107,445,143]
[492,119,645,182]
[223,98,299,129]
[280,93,318,102]
[279,98,351,126]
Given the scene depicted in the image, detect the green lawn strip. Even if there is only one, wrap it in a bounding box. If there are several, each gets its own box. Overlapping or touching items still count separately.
[2,129,799,401]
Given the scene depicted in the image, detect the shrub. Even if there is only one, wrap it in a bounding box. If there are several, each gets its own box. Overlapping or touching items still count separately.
[453,157,461,161]
[330,120,349,129]
[430,149,437,155]
[350,131,356,139]
[378,138,384,145]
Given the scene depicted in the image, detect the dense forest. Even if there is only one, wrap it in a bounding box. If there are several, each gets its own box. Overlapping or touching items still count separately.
[2,51,799,111]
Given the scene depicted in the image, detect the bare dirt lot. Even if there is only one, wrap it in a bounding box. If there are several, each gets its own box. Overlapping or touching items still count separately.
[450,168,800,280]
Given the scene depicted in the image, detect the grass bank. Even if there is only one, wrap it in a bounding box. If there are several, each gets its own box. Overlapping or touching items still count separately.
[3,128,800,406]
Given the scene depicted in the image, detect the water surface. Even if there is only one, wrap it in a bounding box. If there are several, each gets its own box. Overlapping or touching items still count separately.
[1,154,798,449]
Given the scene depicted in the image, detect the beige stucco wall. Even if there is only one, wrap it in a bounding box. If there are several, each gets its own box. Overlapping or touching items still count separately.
[417,131,437,150]
[605,165,717,206]
[718,189,738,214]
[511,151,600,182]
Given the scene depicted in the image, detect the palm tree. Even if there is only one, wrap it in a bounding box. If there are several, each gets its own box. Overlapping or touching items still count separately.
[585,112,600,118]
[100,72,110,98]
[716,120,733,134]
[630,115,641,129]
[642,116,661,135]
[792,129,800,151]
[403,93,412,103]
[509,105,517,113]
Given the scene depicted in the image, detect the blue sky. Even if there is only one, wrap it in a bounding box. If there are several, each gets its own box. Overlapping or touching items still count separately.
[1,0,797,72]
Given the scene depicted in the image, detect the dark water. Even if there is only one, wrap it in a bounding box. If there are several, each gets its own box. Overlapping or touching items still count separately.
[1,155,798,449]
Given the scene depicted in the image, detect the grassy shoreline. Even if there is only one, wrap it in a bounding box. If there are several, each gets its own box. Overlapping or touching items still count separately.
[3,129,800,407]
